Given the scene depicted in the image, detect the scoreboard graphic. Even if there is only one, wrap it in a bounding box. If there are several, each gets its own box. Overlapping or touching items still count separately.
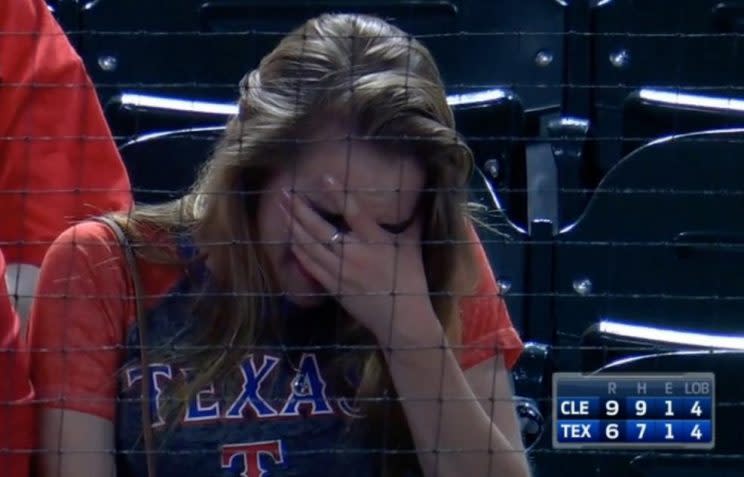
[552,373,715,449]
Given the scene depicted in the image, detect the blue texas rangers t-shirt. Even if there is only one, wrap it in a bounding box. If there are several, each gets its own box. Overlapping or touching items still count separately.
[115,242,411,477]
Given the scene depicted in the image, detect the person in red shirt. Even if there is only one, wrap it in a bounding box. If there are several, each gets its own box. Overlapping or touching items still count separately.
[30,14,528,477]
[1,1,133,475]
[0,0,133,321]
[0,251,33,477]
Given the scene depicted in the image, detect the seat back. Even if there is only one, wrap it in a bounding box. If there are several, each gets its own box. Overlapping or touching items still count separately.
[622,89,744,156]
[119,127,222,203]
[550,129,744,368]
[589,0,744,173]
[77,0,564,110]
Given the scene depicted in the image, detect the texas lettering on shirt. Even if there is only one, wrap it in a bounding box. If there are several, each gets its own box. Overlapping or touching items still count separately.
[123,352,363,477]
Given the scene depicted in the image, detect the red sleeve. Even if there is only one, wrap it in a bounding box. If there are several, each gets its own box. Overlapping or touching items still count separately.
[28,222,131,421]
[0,0,133,267]
[457,225,524,371]
[29,221,183,421]
[0,250,34,477]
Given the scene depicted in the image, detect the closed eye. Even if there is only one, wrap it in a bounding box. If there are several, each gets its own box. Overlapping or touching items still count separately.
[308,201,415,235]
[317,210,351,234]
[379,214,417,234]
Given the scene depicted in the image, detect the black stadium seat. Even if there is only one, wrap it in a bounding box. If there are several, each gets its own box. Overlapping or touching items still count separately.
[74,0,565,112]
[622,89,744,156]
[45,0,79,33]
[118,127,222,204]
[549,129,744,370]
[588,0,744,173]
[104,94,237,142]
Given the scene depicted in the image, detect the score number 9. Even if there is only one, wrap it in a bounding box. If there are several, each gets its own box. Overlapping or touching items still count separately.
[606,399,648,416]
[605,400,620,416]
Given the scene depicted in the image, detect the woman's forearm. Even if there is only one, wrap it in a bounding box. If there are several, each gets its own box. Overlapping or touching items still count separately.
[380,299,531,477]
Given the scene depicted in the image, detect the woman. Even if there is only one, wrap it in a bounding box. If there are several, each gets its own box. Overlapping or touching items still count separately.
[30,13,529,477]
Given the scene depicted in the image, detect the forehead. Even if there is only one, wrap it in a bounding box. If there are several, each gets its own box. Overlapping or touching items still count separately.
[288,136,425,219]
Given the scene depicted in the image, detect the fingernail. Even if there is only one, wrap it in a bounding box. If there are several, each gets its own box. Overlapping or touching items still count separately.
[345,194,358,215]
[281,188,291,203]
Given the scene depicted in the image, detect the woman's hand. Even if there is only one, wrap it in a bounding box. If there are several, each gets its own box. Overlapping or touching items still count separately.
[279,174,435,343]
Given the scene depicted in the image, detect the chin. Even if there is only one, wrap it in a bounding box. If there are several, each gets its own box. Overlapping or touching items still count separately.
[273,253,329,307]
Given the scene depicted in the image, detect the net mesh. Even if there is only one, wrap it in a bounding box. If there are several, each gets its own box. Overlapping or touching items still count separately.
[1,0,743,476]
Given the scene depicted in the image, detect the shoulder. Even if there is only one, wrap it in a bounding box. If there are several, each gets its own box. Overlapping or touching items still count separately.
[48,219,120,250]
[33,221,132,337]
[41,220,186,313]
[30,219,189,358]
[42,220,124,280]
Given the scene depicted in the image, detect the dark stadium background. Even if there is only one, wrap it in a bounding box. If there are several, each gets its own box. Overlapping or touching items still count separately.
[48,0,744,475]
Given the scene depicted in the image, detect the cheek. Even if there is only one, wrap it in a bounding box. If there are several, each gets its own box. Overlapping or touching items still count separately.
[256,171,296,242]
[409,223,425,244]
[404,216,425,239]
[256,188,291,248]
[266,205,291,244]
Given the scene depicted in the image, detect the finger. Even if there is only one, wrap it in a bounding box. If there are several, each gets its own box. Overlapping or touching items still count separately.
[292,241,370,301]
[290,240,342,295]
[279,199,343,272]
[282,188,336,245]
[322,174,384,241]
[281,189,364,258]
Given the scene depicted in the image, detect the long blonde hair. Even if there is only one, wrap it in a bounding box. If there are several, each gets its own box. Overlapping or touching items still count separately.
[113,13,478,475]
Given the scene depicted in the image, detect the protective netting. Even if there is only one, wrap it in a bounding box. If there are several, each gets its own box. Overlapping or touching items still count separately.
[1,1,743,476]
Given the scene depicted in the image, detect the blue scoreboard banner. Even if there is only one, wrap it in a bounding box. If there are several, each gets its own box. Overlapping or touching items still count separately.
[552,373,715,449]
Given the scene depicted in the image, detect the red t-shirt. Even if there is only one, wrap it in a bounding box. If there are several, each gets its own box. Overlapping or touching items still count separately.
[0,250,34,477]
[0,2,133,473]
[0,0,133,267]
[30,221,523,421]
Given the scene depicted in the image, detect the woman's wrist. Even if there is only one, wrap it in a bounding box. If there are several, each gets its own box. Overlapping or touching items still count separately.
[373,297,446,356]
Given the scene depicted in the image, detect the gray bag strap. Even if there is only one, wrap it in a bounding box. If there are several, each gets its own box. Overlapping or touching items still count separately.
[93,216,157,477]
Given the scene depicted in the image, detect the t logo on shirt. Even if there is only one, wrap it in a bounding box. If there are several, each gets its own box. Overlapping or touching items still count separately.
[221,440,284,477]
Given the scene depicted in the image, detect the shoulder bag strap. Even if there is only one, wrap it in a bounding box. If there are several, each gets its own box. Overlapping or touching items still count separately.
[94,216,158,477]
